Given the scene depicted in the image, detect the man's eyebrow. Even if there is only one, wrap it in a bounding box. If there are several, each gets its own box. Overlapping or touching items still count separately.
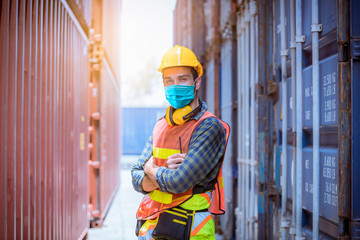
[164,74,191,79]
[177,74,191,78]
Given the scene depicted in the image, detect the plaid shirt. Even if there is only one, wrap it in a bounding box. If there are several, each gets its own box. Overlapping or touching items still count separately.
[131,101,227,194]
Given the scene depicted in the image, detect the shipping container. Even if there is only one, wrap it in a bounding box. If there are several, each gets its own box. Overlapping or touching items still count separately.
[218,1,238,238]
[350,0,360,237]
[0,0,121,238]
[173,0,359,239]
[204,0,221,116]
[173,0,207,101]
[87,0,122,227]
[174,0,239,238]
[122,108,166,155]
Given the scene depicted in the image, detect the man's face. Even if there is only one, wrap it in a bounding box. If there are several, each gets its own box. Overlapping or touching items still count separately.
[162,67,195,87]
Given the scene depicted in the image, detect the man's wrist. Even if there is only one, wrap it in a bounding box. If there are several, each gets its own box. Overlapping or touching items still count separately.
[141,175,158,192]
[143,159,160,190]
[145,165,159,181]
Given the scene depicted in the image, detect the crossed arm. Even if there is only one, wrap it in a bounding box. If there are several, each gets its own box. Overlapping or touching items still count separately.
[141,153,186,192]
[131,118,225,194]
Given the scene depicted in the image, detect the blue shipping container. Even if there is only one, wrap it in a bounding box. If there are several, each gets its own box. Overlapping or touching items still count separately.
[122,108,166,155]
[302,147,339,223]
[302,54,338,128]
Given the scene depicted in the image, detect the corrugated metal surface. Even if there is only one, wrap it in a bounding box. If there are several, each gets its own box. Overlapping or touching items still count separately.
[99,58,121,223]
[276,0,339,237]
[173,0,206,71]
[122,108,166,155]
[172,0,357,238]
[219,1,237,238]
[71,0,92,27]
[352,58,360,237]
[102,0,122,84]
[219,0,232,34]
[0,0,121,237]
[0,0,90,238]
[351,0,360,237]
[204,0,221,116]
[256,0,273,238]
[87,0,122,227]
[205,58,216,113]
[220,39,235,240]
[174,0,237,237]
[277,77,293,130]
[274,0,291,69]
[173,0,190,48]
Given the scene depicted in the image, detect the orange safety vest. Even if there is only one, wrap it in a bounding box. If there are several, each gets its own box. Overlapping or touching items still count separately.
[136,111,230,220]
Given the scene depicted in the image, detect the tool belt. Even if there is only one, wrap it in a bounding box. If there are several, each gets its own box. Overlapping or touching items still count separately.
[135,206,208,240]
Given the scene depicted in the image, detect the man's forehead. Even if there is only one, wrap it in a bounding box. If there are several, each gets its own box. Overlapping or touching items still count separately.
[162,66,192,76]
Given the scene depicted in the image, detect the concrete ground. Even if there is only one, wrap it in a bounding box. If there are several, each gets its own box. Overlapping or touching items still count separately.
[88,155,143,240]
[88,155,223,240]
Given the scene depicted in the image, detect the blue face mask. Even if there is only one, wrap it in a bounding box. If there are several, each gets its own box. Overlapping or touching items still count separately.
[165,82,195,109]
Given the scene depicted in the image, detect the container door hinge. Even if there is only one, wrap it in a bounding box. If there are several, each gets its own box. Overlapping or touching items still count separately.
[311,24,322,33]
[280,49,289,56]
[281,220,290,228]
[295,35,305,43]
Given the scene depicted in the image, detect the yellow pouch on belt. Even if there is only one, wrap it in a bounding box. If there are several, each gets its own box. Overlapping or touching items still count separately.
[149,189,173,204]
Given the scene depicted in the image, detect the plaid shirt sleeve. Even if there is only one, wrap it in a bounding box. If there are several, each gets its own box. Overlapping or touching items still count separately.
[131,135,153,194]
[155,117,226,194]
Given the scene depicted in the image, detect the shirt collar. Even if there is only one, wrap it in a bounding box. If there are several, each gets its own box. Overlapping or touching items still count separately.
[190,99,207,121]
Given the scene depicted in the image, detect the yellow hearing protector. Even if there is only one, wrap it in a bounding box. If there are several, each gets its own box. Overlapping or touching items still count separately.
[165,103,202,126]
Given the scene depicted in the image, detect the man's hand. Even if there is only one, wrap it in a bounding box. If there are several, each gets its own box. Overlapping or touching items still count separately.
[142,157,160,192]
[166,153,186,169]
[141,175,158,192]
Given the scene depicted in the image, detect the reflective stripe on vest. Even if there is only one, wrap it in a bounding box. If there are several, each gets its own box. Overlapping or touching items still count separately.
[138,217,157,238]
[153,147,180,163]
[190,212,214,237]
[150,146,212,210]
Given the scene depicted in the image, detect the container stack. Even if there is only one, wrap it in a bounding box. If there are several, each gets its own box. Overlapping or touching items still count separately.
[0,0,122,238]
[173,0,360,239]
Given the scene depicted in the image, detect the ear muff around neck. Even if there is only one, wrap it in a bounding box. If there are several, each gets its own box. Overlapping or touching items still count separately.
[165,106,177,126]
[165,105,193,126]
[165,102,203,126]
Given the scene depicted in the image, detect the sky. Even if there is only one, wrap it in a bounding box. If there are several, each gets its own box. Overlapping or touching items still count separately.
[120,0,177,107]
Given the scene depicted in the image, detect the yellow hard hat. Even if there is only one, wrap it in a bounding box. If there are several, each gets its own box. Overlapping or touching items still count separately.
[158,45,203,77]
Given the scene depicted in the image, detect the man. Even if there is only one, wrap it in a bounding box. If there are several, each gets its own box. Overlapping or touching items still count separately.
[131,45,230,240]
